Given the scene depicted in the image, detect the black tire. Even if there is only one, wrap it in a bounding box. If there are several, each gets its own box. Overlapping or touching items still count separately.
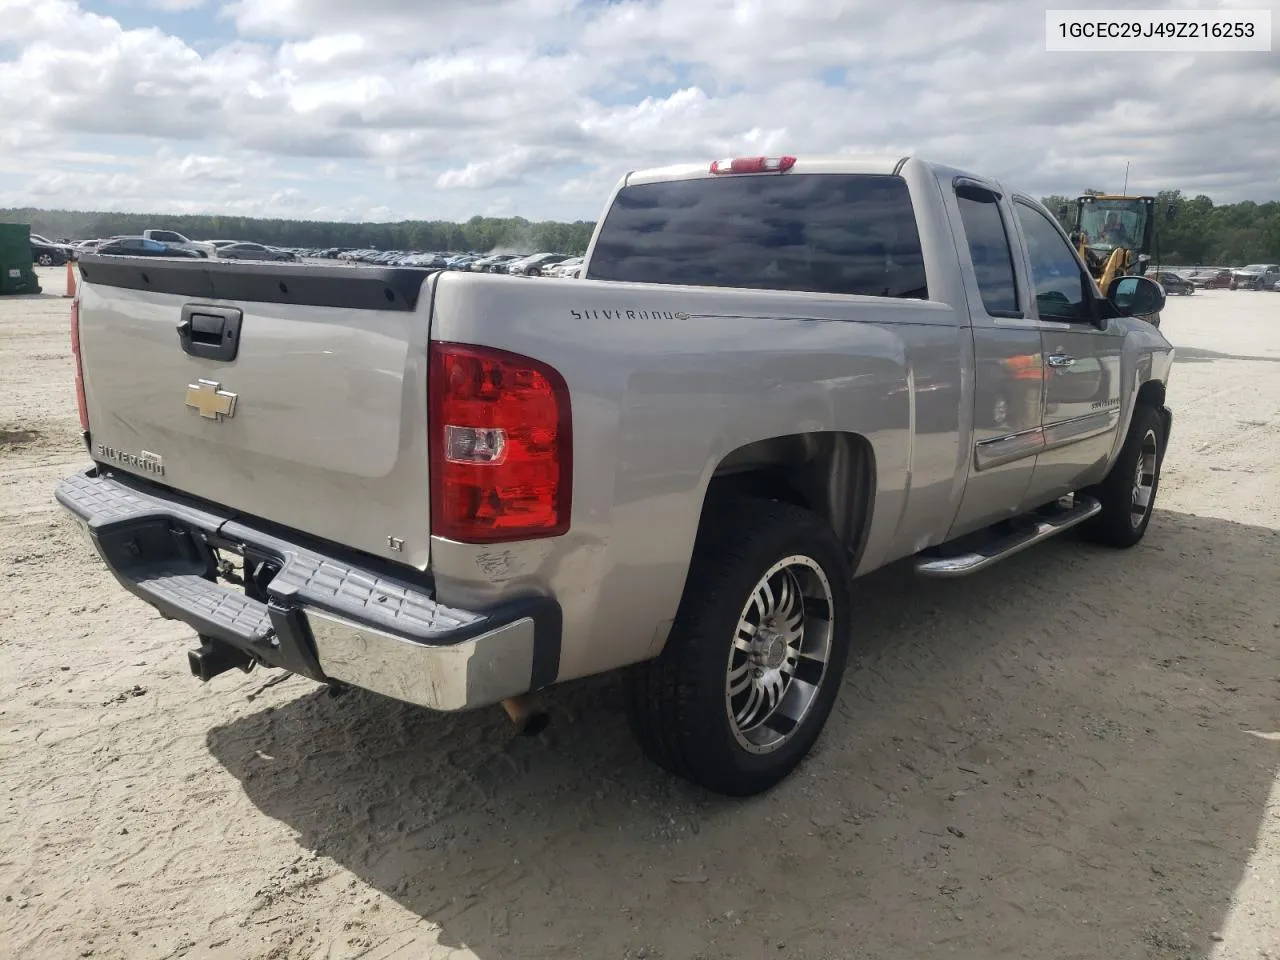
[626,498,853,797]
[1081,404,1165,548]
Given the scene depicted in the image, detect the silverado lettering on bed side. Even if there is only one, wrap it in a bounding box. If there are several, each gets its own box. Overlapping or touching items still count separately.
[569,308,689,321]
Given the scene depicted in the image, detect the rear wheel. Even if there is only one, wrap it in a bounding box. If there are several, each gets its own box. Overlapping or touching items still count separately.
[37,253,53,266]
[1082,404,1165,548]
[627,499,853,797]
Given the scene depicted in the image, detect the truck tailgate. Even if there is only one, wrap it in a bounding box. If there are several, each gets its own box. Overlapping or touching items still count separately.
[75,257,435,569]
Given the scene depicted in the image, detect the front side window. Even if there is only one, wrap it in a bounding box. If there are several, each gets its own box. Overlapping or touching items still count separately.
[1014,201,1091,322]
[587,173,928,300]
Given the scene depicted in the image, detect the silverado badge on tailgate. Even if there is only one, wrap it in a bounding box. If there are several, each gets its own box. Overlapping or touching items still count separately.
[185,379,238,421]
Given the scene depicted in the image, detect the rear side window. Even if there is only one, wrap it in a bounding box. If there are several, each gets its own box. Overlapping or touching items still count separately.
[954,184,1020,316]
[587,174,928,300]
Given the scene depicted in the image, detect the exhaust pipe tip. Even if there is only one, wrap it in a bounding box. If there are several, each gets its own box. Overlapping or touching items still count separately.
[502,695,550,736]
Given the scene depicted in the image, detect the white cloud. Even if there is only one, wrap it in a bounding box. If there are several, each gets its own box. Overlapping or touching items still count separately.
[167,153,247,182]
[435,157,525,191]
[0,0,1275,222]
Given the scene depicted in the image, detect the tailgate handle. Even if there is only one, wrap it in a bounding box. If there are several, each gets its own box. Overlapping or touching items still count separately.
[177,304,242,362]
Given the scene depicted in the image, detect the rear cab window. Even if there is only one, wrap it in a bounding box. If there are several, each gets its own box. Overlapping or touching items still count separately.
[586,173,928,300]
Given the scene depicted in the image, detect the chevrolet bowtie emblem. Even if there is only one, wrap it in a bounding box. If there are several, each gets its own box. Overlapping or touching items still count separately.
[185,379,238,421]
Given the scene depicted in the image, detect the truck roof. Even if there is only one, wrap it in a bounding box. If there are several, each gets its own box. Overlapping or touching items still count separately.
[625,154,914,186]
[618,155,1022,217]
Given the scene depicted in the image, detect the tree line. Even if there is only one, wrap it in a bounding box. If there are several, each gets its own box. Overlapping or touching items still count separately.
[0,209,599,256]
[4,188,1278,263]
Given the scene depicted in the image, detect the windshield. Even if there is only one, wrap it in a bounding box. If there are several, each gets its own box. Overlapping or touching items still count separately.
[1240,264,1269,272]
[1077,199,1148,253]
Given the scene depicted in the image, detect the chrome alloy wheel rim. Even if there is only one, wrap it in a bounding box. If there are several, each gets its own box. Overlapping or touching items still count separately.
[725,555,834,754]
[1131,428,1159,528]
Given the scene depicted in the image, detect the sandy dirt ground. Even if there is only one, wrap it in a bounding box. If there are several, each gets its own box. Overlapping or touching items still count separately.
[1,267,1277,960]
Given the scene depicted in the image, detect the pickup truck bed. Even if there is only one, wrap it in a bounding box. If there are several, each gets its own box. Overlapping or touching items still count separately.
[59,155,1175,796]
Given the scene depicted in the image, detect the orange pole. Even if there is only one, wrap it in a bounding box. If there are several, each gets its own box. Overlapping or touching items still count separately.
[64,259,77,298]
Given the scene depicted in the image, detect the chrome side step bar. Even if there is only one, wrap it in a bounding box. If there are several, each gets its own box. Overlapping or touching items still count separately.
[914,495,1102,578]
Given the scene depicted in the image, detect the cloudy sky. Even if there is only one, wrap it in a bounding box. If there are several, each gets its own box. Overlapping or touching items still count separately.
[0,0,1275,223]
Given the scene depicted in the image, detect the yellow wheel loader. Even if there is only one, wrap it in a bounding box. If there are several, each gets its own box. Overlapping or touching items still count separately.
[1058,194,1174,294]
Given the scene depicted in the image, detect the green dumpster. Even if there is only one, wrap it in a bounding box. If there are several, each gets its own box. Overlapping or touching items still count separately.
[0,223,42,295]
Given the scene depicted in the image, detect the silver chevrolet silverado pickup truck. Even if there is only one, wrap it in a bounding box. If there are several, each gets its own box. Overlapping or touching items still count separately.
[58,156,1174,796]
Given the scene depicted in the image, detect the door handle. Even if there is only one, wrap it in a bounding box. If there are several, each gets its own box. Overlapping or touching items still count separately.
[1047,354,1076,368]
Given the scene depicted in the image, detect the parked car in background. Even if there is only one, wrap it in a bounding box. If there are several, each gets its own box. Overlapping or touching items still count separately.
[141,230,215,258]
[507,252,573,276]
[542,256,584,278]
[470,253,522,273]
[94,237,204,258]
[30,235,74,266]
[1190,269,1233,289]
[488,256,526,274]
[215,243,296,262]
[1230,264,1280,291]
[1154,271,1194,296]
[400,253,444,268]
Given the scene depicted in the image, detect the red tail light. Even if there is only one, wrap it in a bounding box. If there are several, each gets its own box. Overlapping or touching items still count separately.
[709,155,796,175]
[70,297,88,432]
[428,342,572,543]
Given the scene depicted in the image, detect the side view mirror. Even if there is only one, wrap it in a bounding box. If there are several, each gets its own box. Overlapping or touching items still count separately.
[1106,275,1165,317]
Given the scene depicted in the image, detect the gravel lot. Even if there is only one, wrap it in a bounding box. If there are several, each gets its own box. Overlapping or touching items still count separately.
[2,267,1277,960]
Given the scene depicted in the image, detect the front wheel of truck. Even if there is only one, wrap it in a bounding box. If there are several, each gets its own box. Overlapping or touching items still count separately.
[1081,403,1165,548]
[626,499,853,797]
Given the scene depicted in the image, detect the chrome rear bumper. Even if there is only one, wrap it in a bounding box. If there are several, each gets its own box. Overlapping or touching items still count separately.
[308,609,538,710]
